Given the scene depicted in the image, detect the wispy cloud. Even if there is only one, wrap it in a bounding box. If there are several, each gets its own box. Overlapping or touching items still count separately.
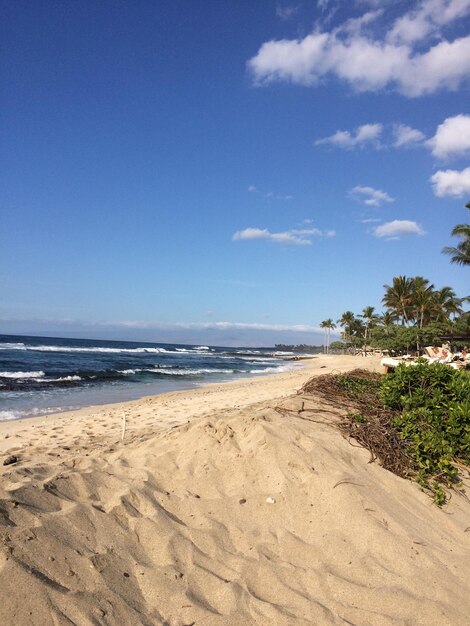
[232,226,333,245]
[373,220,425,238]
[387,0,470,45]
[315,123,382,149]
[0,315,328,335]
[276,4,299,21]
[248,184,293,201]
[248,1,470,96]
[430,166,470,197]
[393,123,426,148]
[350,185,394,207]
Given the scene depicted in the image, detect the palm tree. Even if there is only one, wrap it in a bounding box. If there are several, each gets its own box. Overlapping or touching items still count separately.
[433,286,463,322]
[361,306,379,341]
[380,311,398,328]
[383,276,414,325]
[320,318,336,353]
[337,311,356,342]
[443,202,470,266]
[411,277,435,328]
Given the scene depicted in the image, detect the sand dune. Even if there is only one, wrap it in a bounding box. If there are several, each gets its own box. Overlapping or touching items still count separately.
[0,355,469,625]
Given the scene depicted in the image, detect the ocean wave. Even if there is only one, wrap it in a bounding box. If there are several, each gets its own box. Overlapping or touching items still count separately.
[235,350,261,354]
[0,342,26,350]
[0,406,79,422]
[250,366,291,374]
[41,375,82,383]
[145,367,236,376]
[238,357,280,363]
[0,410,21,421]
[19,345,169,354]
[0,371,45,379]
[174,347,210,353]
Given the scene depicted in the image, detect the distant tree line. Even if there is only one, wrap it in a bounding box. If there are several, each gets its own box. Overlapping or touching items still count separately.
[326,277,468,355]
[275,344,323,354]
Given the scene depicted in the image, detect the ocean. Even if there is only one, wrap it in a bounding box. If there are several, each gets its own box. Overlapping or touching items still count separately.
[0,334,299,421]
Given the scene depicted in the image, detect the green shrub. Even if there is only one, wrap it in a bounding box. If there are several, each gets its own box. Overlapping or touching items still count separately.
[381,363,470,503]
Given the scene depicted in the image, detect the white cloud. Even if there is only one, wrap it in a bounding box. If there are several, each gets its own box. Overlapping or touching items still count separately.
[388,0,470,45]
[393,123,426,147]
[428,114,470,159]
[247,4,470,97]
[430,166,470,197]
[315,123,382,148]
[316,116,470,153]
[373,220,425,238]
[350,185,394,207]
[232,226,330,245]
[338,10,384,36]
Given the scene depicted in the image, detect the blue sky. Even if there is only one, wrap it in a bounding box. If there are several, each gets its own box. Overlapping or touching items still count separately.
[1,0,469,346]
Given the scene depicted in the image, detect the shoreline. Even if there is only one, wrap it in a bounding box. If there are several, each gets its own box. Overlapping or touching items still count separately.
[0,354,369,455]
[0,352,309,425]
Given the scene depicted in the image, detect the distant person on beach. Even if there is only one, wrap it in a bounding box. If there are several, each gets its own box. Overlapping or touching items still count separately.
[439,349,451,363]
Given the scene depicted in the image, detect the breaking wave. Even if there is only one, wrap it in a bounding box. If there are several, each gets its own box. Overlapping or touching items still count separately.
[0,371,45,379]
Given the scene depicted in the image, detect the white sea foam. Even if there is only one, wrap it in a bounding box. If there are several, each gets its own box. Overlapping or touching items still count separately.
[41,375,82,382]
[0,343,175,354]
[250,365,291,374]
[175,347,209,353]
[0,410,21,421]
[0,371,45,379]
[26,345,169,354]
[236,350,261,354]
[239,357,280,363]
[0,406,79,422]
[145,367,235,376]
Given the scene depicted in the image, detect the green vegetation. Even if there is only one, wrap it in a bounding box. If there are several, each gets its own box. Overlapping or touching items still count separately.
[274,344,323,353]
[381,363,470,501]
[305,366,470,505]
[331,277,468,354]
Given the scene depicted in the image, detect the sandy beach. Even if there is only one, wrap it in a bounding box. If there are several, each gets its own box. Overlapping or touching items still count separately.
[1,354,469,625]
